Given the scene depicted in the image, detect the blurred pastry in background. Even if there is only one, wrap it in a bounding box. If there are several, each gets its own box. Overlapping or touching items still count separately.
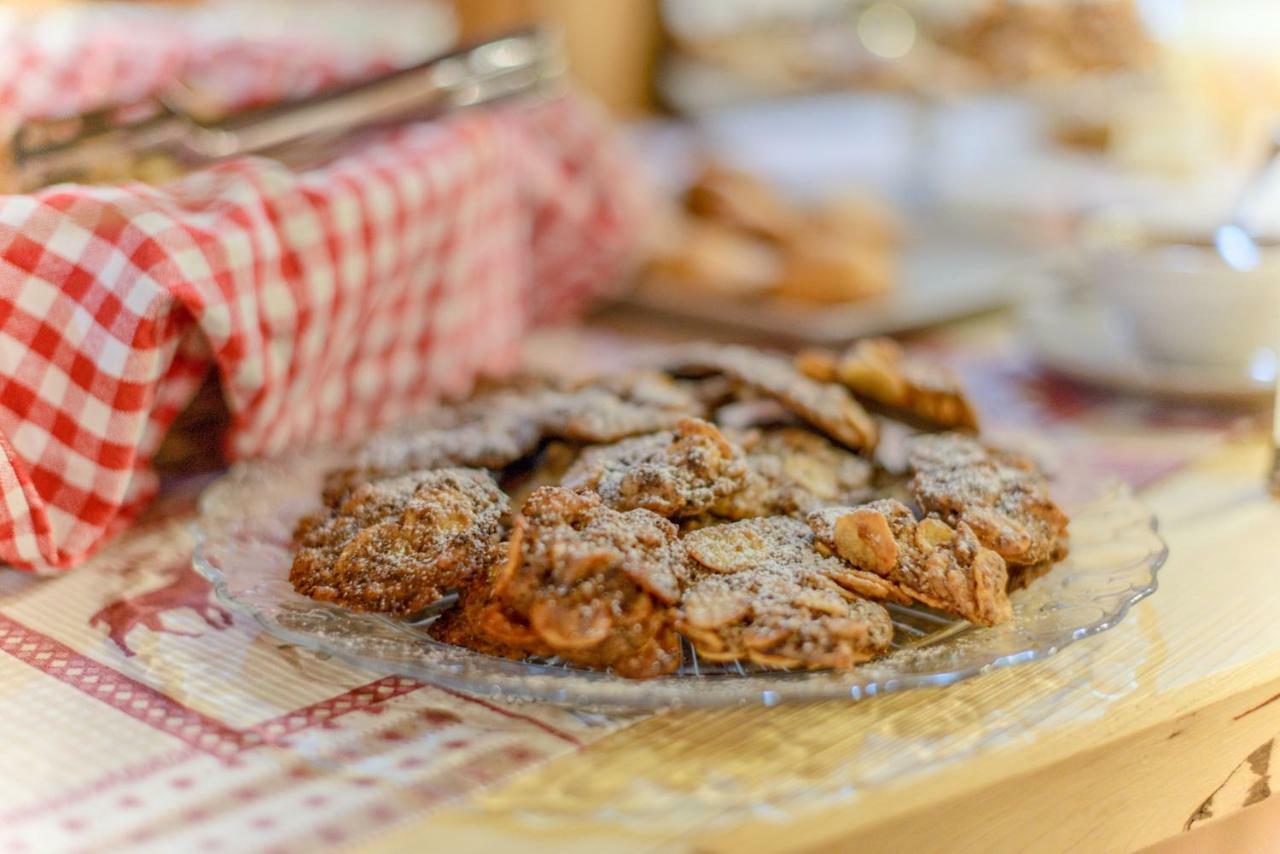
[775,234,894,304]
[808,192,903,248]
[1046,47,1280,178]
[684,163,801,241]
[658,0,1154,107]
[650,216,781,297]
[940,0,1153,85]
[648,164,899,305]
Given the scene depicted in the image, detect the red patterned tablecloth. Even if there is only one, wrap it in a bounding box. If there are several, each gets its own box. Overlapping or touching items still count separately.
[0,25,648,573]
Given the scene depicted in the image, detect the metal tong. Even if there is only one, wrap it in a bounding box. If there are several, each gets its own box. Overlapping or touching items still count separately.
[6,26,565,192]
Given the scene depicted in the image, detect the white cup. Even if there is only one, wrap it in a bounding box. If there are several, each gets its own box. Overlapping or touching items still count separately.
[1082,209,1280,368]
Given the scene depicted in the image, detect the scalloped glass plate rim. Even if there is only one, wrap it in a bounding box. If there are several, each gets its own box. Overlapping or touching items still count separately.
[192,453,1168,709]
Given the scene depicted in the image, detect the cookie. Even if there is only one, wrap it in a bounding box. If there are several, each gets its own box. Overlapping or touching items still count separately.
[289,342,1072,680]
[665,344,878,451]
[322,390,547,505]
[906,433,1069,568]
[427,569,554,661]
[560,417,748,518]
[581,369,708,416]
[796,337,978,430]
[491,487,689,678]
[325,377,699,505]
[809,498,1012,627]
[538,386,691,444]
[713,427,874,519]
[291,468,507,617]
[679,517,895,669]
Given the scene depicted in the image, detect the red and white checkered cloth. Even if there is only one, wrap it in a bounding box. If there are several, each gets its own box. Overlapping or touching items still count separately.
[0,26,650,573]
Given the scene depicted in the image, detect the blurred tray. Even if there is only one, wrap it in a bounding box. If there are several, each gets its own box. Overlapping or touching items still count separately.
[615,221,1048,344]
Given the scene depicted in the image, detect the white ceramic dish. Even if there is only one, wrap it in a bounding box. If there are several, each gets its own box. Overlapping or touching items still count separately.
[1021,282,1276,403]
[1079,205,1280,368]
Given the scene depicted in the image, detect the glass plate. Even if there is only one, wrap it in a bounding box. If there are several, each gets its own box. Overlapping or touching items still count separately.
[193,449,1167,709]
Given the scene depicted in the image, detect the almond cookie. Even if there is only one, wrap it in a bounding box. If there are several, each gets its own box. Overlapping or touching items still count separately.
[797,337,978,431]
[322,390,547,505]
[809,498,1012,627]
[665,344,878,451]
[684,515,908,603]
[561,418,748,518]
[490,487,688,678]
[291,468,508,617]
[713,427,874,519]
[325,379,694,504]
[906,433,1070,568]
[580,369,708,417]
[679,517,897,669]
[538,385,691,444]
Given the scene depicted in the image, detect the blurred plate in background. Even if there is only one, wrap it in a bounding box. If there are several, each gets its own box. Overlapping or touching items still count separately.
[1021,281,1276,403]
[618,217,1048,344]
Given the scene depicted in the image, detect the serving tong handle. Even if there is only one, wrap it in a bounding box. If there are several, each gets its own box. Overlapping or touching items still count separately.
[8,26,564,192]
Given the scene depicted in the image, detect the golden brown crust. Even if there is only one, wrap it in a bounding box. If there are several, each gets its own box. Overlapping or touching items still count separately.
[488,487,688,678]
[809,498,1012,627]
[560,417,749,518]
[665,344,878,452]
[679,517,895,669]
[291,468,507,617]
[797,338,979,431]
[906,433,1070,568]
[713,427,874,519]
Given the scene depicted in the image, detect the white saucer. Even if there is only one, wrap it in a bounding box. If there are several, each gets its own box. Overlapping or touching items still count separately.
[1020,288,1276,403]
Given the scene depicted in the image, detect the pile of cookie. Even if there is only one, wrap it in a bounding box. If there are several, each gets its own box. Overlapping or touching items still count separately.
[649,165,900,304]
[290,339,1069,679]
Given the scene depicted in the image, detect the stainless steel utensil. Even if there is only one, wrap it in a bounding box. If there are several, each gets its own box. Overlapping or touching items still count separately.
[1214,133,1280,272]
[6,27,565,192]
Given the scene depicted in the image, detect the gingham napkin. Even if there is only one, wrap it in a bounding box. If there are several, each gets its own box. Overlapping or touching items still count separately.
[0,25,650,573]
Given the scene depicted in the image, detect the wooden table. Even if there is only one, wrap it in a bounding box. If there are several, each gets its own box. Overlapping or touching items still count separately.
[361,382,1280,852]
